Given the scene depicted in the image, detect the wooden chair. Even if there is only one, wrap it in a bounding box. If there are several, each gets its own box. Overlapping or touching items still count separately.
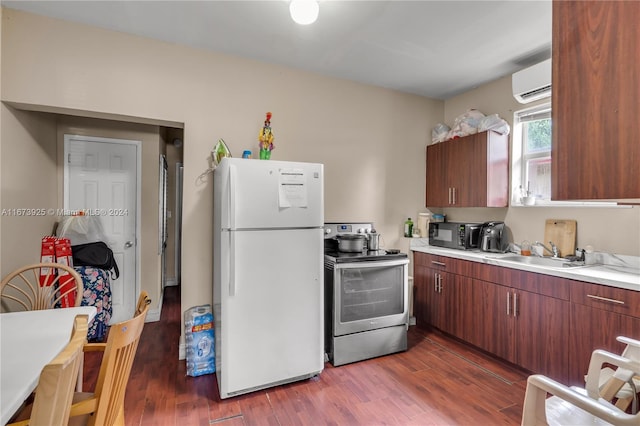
[521,348,640,425]
[8,315,89,426]
[69,292,150,426]
[135,290,151,316]
[75,291,150,393]
[1,262,84,311]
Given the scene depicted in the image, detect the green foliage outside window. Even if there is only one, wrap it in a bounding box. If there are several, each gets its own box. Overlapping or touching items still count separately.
[526,119,552,152]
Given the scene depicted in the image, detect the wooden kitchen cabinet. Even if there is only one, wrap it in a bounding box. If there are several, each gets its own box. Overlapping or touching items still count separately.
[413,252,469,338]
[512,287,569,383]
[552,1,640,199]
[413,264,429,327]
[466,273,570,383]
[423,268,460,336]
[568,281,640,386]
[464,278,512,357]
[414,253,451,330]
[413,252,570,382]
[413,252,433,327]
[425,130,509,207]
[424,142,449,208]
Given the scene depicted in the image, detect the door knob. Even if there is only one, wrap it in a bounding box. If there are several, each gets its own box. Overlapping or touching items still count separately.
[124,241,134,248]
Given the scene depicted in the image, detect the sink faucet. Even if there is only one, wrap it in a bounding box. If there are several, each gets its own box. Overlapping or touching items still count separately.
[534,241,560,258]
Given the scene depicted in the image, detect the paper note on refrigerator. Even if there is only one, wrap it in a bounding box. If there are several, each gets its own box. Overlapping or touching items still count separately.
[278,168,307,208]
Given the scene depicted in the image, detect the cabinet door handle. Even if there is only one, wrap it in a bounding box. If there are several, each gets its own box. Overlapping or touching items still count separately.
[513,292,518,317]
[431,261,446,267]
[448,188,452,204]
[434,273,442,293]
[452,188,456,205]
[586,294,625,305]
[506,291,511,316]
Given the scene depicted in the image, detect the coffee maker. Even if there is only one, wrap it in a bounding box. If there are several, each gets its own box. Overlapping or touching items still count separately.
[479,221,508,253]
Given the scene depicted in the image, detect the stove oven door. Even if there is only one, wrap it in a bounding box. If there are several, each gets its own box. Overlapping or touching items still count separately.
[332,258,409,337]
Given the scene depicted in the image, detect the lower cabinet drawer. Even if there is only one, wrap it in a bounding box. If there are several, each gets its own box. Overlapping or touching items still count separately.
[570,281,640,318]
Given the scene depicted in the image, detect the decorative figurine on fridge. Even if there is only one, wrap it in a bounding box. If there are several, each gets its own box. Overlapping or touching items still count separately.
[258,112,275,159]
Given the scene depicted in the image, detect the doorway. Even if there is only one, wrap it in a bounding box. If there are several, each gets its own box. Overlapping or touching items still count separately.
[175,162,183,286]
[63,134,141,323]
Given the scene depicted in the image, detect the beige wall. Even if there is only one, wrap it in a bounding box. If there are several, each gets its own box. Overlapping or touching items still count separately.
[0,106,58,274]
[439,76,640,256]
[1,9,441,346]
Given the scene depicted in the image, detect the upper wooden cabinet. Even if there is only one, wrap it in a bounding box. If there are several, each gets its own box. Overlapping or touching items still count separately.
[552,0,640,200]
[425,130,509,207]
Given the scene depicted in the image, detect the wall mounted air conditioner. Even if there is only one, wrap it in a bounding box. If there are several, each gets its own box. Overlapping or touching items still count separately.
[512,58,551,104]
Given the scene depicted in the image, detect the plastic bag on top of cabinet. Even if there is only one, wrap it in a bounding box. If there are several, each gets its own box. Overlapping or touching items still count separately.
[431,123,451,143]
[478,114,511,135]
[448,109,486,139]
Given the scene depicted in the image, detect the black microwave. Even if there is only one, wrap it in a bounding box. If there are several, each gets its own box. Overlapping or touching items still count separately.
[428,222,481,250]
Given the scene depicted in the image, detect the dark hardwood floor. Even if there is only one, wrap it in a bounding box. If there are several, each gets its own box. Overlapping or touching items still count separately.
[83,286,529,425]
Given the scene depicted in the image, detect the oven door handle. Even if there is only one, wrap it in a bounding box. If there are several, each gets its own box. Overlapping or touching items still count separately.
[333,258,409,270]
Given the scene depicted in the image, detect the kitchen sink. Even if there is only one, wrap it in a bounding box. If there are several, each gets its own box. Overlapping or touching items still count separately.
[498,255,573,268]
[492,255,640,286]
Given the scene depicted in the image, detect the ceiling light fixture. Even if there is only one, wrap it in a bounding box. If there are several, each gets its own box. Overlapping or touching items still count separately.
[289,0,319,25]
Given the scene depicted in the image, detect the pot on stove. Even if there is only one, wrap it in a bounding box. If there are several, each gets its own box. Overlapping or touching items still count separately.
[336,234,365,252]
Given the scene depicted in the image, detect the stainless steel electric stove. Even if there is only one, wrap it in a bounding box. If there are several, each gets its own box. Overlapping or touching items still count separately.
[323,222,409,366]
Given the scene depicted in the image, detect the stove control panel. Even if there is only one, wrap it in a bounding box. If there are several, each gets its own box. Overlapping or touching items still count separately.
[324,223,373,239]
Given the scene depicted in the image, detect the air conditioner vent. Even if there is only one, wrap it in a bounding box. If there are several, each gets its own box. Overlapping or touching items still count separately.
[512,59,552,104]
[520,84,552,101]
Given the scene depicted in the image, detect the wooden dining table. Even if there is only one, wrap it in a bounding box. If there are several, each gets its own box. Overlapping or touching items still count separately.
[0,306,97,425]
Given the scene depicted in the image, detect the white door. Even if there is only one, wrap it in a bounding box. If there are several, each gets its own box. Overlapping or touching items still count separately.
[64,135,140,324]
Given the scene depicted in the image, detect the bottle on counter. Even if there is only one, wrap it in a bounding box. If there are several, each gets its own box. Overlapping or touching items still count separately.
[404,217,414,237]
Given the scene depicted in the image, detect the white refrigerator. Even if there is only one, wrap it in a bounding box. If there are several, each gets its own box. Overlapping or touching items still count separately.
[213,157,324,399]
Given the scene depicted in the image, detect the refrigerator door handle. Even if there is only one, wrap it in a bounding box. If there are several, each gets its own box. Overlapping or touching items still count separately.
[229,232,236,296]
[229,163,237,230]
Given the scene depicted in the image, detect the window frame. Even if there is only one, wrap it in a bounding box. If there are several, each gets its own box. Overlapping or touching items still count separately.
[519,106,552,201]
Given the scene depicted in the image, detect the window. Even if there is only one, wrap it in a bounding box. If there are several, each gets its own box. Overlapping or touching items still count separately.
[512,104,552,203]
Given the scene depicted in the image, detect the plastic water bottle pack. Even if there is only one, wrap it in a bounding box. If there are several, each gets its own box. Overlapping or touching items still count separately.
[184,304,215,377]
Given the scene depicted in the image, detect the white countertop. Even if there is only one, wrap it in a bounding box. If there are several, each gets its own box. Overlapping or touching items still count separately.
[410,239,640,292]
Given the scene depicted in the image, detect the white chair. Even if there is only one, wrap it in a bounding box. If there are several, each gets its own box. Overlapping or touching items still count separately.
[521,349,640,426]
[594,336,640,414]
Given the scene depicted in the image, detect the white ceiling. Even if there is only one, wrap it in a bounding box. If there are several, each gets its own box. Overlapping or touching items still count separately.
[1,0,552,100]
